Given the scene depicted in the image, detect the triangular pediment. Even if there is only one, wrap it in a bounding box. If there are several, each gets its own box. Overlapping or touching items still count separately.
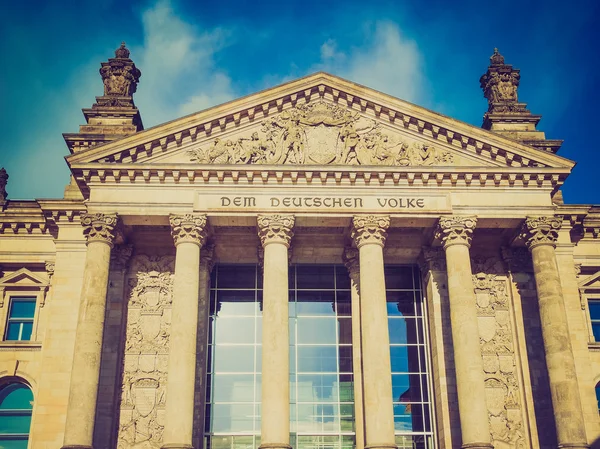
[67,72,574,172]
[579,271,600,291]
[0,268,48,288]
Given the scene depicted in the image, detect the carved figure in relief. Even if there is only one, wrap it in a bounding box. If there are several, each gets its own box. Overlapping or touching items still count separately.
[186,100,454,167]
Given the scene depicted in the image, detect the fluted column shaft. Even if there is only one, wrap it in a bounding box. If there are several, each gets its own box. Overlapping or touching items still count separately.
[522,216,588,448]
[351,215,396,449]
[343,248,365,449]
[258,214,294,449]
[436,216,492,449]
[63,213,118,449]
[162,214,208,449]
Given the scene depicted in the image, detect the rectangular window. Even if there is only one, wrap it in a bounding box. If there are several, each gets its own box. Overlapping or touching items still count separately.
[5,297,36,341]
[589,299,600,342]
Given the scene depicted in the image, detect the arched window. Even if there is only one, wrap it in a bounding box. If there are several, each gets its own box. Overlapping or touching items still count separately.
[0,382,33,449]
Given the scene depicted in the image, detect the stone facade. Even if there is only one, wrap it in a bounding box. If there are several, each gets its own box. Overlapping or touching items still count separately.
[1,45,600,449]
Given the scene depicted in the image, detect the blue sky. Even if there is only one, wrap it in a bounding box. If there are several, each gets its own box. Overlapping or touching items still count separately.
[0,0,598,204]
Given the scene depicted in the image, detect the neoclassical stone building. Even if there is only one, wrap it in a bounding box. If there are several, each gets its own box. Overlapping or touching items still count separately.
[1,44,599,449]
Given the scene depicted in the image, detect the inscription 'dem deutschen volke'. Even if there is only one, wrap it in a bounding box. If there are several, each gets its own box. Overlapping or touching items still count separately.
[220,196,425,209]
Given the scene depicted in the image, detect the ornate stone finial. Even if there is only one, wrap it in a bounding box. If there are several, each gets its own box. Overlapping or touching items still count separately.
[81,213,119,246]
[480,49,524,114]
[342,247,360,286]
[99,42,141,97]
[435,216,477,249]
[45,261,55,279]
[110,244,134,271]
[351,215,390,248]
[169,214,208,247]
[257,214,295,248]
[490,47,505,65]
[0,167,8,204]
[521,216,562,250]
[115,42,130,59]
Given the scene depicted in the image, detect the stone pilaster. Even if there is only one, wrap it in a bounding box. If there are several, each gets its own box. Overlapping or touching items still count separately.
[162,214,208,449]
[62,213,118,449]
[343,247,364,449]
[435,216,492,449]
[350,215,396,449]
[257,214,294,449]
[521,216,589,449]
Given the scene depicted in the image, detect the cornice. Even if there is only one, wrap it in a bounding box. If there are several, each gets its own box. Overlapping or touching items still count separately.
[66,73,574,171]
[0,199,86,236]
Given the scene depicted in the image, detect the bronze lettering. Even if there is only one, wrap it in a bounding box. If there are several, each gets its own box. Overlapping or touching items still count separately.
[314,198,322,207]
[416,199,425,208]
[271,197,280,207]
[221,196,231,206]
[406,198,416,208]
[233,197,242,206]
[244,197,256,207]
[389,198,398,208]
[333,198,342,207]
[323,198,332,207]
[305,197,313,207]
[377,198,387,207]
[283,198,291,207]
[293,197,302,207]
[354,198,363,208]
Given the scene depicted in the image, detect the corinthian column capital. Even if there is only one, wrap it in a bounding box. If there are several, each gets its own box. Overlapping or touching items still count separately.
[342,247,360,286]
[257,214,295,247]
[521,215,562,250]
[169,214,208,246]
[81,213,118,246]
[435,216,477,249]
[351,215,390,248]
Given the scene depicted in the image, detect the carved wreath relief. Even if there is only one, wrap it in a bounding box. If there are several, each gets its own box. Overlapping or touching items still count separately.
[473,261,526,449]
[186,101,453,166]
[117,255,175,449]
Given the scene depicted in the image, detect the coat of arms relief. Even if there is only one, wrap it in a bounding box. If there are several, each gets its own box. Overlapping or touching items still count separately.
[472,258,527,449]
[186,101,453,166]
[117,255,175,449]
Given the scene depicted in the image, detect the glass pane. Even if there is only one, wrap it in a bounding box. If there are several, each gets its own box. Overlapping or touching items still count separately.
[297,346,338,372]
[387,291,415,316]
[9,299,35,319]
[214,317,255,344]
[297,374,338,402]
[335,291,352,317]
[5,324,21,341]
[0,413,33,433]
[390,346,409,373]
[393,403,413,432]
[337,319,353,345]
[217,266,256,289]
[297,318,336,344]
[20,323,32,341]
[214,346,255,373]
[384,266,414,289]
[392,373,423,403]
[337,346,353,373]
[216,291,257,316]
[340,403,355,431]
[211,403,255,432]
[296,404,338,433]
[296,291,336,316]
[592,323,600,342]
[0,385,32,410]
[339,374,354,401]
[212,374,255,402]
[589,301,600,319]
[296,265,335,289]
[335,266,351,290]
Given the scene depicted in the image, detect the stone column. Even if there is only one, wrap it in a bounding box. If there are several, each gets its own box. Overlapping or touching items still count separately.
[350,215,396,449]
[161,214,208,449]
[194,244,215,449]
[435,216,492,449]
[521,216,589,449]
[343,248,365,449]
[62,213,118,449]
[257,214,295,449]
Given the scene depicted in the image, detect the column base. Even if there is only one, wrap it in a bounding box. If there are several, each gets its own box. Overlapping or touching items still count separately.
[365,444,397,449]
[461,444,494,449]
[259,444,292,449]
[161,445,194,449]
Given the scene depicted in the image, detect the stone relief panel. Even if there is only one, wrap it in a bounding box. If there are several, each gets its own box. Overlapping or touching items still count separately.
[473,258,527,449]
[185,100,456,166]
[117,255,175,449]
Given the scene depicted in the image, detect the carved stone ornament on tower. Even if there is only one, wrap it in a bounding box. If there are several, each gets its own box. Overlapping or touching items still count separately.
[186,100,453,167]
[99,42,141,98]
[435,216,477,248]
[0,167,7,205]
[169,214,208,246]
[81,213,118,245]
[351,215,390,248]
[257,214,295,247]
[118,255,176,449]
[520,216,562,250]
[480,48,526,114]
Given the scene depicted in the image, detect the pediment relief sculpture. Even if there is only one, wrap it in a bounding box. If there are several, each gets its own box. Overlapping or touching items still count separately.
[186,100,454,167]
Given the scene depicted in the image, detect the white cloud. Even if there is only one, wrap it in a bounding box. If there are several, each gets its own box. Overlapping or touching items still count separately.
[132,0,236,128]
[316,22,424,104]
